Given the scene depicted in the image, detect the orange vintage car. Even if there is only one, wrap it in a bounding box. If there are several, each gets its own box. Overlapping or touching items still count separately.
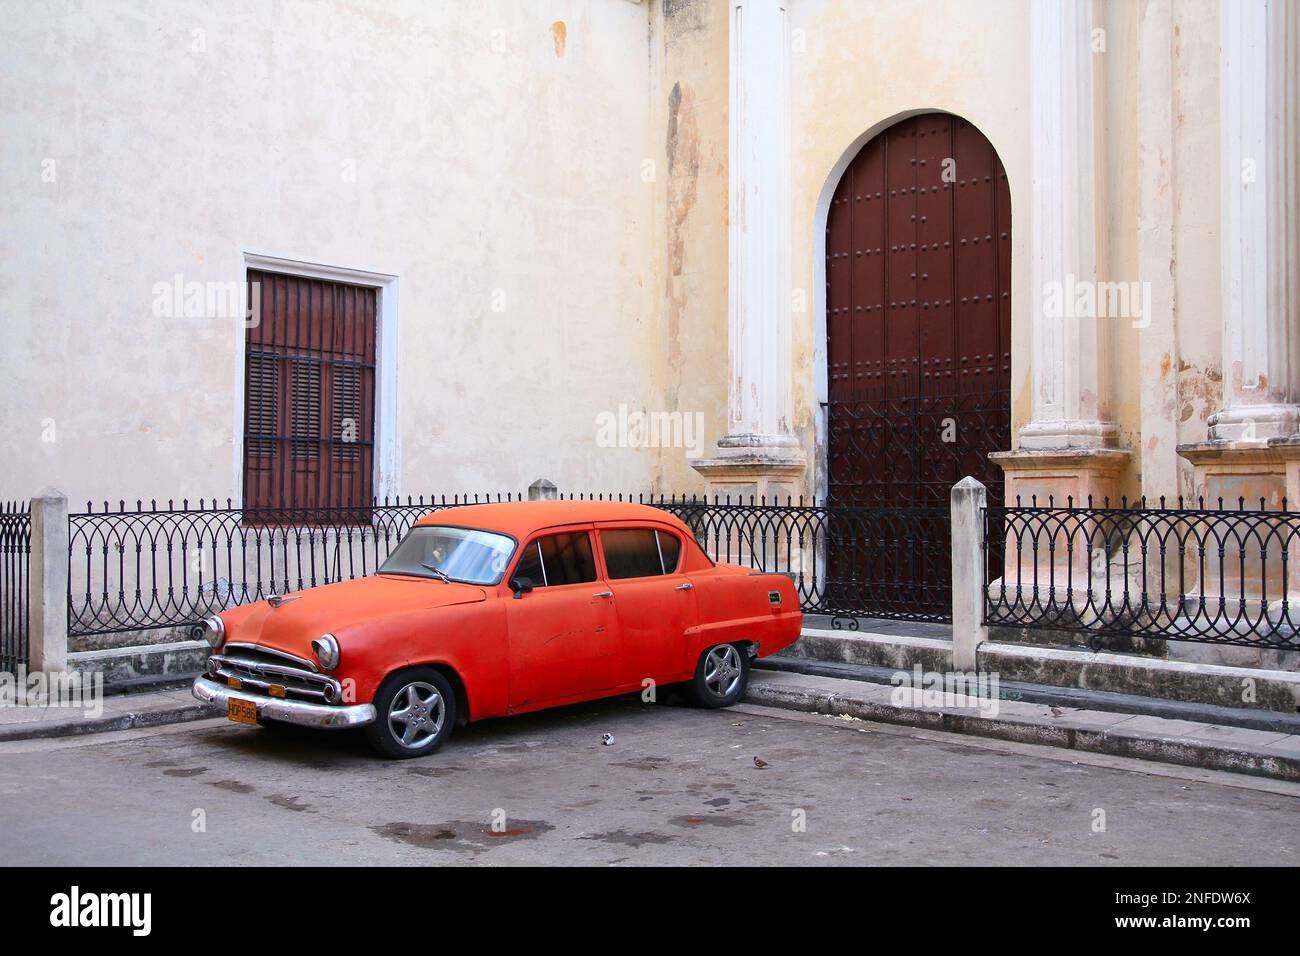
[192,500,802,758]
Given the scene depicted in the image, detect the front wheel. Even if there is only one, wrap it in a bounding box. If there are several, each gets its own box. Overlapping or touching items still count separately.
[686,642,750,708]
[364,668,456,759]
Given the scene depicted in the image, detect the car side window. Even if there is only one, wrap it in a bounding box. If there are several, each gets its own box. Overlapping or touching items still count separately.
[514,532,597,587]
[658,530,681,573]
[602,528,681,579]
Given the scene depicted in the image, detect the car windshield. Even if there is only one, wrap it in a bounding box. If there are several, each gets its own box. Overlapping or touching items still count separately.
[379,526,516,585]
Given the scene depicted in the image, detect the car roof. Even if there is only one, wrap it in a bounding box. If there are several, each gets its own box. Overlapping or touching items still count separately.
[414,499,691,538]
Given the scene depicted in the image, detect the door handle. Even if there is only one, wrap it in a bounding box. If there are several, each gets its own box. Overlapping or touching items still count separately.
[674,582,694,591]
[593,591,613,599]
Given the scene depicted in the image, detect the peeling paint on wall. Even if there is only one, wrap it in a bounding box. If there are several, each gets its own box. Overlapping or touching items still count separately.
[663,0,707,38]
[551,21,566,57]
[664,80,700,412]
[1176,359,1223,427]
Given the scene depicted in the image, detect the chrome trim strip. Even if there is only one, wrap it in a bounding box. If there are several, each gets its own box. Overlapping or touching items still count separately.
[223,642,318,672]
[193,677,375,729]
[211,667,330,702]
[210,654,339,690]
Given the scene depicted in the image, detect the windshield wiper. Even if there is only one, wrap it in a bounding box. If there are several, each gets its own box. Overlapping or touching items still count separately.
[420,563,451,583]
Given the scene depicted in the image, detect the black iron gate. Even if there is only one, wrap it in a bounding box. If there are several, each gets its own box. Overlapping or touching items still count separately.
[823,384,1010,623]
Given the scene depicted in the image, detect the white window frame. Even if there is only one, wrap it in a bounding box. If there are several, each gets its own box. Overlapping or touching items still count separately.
[235,252,400,506]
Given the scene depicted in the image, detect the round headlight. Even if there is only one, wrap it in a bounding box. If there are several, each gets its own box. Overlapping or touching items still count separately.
[200,615,225,648]
[312,634,340,671]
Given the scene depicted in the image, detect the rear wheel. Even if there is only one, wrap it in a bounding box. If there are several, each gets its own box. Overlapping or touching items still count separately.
[364,667,456,759]
[686,642,750,708]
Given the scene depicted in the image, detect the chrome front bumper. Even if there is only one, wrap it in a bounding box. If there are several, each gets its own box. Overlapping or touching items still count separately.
[192,676,376,729]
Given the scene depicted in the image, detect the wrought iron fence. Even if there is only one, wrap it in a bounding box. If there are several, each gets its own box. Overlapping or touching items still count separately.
[67,495,521,637]
[984,495,1300,651]
[68,490,957,638]
[570,493,953,623]
[1,500,31,670]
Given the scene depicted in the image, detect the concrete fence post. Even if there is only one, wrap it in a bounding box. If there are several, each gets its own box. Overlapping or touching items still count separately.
[28,488,69,673]
[950,476,988,671]
[528,478,558,501]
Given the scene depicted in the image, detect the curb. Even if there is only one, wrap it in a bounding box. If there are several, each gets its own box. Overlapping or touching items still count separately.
[744,672,1300,783]
[0,702,218,743]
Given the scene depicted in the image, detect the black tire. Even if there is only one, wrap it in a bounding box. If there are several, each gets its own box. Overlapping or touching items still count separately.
[364,667,457,759]
[685,642,750,708]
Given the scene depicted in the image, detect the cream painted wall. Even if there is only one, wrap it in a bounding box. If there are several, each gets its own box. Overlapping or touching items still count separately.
[650,0,730,493]
[1170,0,1226,482]
[780,0,1227,504]
[0,0,1240,507]
[1106,0,1144,479]
[0,0,660,505]
[1116,0,1224,503]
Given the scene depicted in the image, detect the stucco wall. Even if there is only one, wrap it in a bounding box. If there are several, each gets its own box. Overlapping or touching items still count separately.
[781,0,1225,504]
[650,0,730,493]
[0,0,659,505]
[1169,0,1225,494]
[0,0,1237,508]
[1123,0,1223,503]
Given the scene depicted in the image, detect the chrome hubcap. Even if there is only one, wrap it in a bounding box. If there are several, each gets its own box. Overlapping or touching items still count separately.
[704,645,743,698]
[388,681,445,749]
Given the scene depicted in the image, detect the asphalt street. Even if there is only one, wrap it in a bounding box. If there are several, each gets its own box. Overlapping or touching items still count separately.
[1,694,1296,865]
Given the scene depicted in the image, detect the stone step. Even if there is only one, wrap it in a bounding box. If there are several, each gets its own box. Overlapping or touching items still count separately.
[69,624,199,654]
[67,640,207,688]
[758,654,1300,735]
[789,625,1300,716]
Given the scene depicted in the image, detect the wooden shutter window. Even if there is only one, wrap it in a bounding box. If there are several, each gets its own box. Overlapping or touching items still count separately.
[242,270,377,511]
[245,354,279,458]
[332,364,362,462]
[289,359,322,460]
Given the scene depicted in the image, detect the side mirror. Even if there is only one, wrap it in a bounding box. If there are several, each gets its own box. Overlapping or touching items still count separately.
[509,575,535,599]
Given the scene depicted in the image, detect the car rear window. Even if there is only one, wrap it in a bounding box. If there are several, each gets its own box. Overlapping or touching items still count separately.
[602,528,681,579]
[514,531,597,587]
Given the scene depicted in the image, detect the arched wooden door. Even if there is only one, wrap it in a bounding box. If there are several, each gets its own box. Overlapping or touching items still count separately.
[824,113,1011,620]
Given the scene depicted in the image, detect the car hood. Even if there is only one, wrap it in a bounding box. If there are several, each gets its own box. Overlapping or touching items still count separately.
[222,575,487,662]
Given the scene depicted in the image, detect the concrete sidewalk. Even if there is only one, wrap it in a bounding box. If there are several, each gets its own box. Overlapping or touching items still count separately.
[0,683,213,742]
[746,669,1300,783]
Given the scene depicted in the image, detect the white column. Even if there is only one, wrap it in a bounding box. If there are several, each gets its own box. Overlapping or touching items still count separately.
[1019,0,1118,450]
[950,477,988,671]
[720,0,798,453]
[1209,0,1300,441]
[28,489,68,674]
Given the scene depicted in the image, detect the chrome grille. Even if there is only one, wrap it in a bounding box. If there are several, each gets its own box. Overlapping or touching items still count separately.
[208,642,340,703]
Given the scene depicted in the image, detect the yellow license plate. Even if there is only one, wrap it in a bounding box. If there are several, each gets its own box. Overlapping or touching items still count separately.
[227,698,259,725]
